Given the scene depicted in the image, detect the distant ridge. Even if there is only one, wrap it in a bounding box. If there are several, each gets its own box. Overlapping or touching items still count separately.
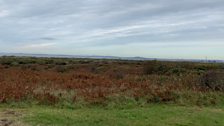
[0,52,223,63]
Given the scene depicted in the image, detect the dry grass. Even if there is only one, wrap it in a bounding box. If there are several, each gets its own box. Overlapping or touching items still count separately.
[0,57,224,106]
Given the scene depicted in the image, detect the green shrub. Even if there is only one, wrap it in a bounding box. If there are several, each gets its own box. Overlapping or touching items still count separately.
[55,61,68,65]
[167,68,187,76]
[0,58,13,65]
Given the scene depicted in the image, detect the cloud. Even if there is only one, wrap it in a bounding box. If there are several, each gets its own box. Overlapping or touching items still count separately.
[38,37,57,41]
[61,9,224,45]
[17,42,56,50]
[0,10,9,17]
[0,0,224,59]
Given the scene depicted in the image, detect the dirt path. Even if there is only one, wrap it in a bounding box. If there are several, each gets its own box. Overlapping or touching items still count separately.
[0,109,27,126]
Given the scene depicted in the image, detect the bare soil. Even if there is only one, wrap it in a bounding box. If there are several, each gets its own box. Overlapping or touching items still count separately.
[0,109,27,126]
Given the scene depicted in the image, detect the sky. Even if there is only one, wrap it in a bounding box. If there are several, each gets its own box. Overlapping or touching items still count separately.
[0,0,224,60]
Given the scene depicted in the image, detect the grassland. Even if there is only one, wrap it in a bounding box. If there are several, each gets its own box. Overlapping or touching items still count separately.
[0,56,224,126]
[0,104,223,126]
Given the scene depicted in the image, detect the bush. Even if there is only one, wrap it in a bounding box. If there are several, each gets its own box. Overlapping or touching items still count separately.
[166,68,187,76]
[0,58,13,65]
[143,61,171,75]
[109,70,125,80]
[55,61,68,65]
[55,66,69,73]
[220,64,224,69]
[200,70,224,91]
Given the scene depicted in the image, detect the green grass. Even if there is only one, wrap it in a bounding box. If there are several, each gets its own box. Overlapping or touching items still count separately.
[21,105,224,126]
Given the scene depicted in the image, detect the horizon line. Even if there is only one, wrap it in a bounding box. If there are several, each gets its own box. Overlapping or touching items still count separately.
[0,52,223,62]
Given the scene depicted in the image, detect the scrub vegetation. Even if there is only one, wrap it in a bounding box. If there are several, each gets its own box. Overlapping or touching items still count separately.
[0,56,224,126]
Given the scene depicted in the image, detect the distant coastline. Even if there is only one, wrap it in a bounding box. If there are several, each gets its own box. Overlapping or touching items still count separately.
[0,52,223,63]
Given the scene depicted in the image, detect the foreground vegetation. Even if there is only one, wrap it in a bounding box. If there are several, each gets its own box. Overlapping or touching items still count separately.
[0,104,223,126]
[0,56,224,125]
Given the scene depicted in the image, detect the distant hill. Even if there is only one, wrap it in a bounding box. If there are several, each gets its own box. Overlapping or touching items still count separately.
[0,53,223,63]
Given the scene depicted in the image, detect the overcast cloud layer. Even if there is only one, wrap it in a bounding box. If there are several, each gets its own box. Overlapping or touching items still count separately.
[0,0,224,59]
